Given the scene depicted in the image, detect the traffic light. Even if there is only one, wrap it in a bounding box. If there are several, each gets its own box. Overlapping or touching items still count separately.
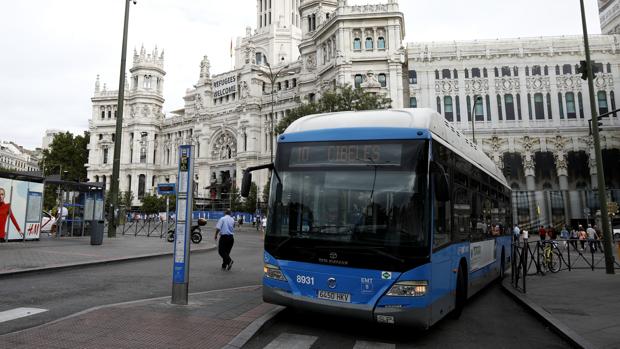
[577,60,589,80]
[588,116,604,135]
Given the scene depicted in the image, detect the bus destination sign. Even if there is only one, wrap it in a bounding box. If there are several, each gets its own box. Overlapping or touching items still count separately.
[289,144,402,167]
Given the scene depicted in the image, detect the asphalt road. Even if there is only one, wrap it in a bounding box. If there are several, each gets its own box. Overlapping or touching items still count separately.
[243,283,571,349]
[0,226,570,348]
[0,226,265,335]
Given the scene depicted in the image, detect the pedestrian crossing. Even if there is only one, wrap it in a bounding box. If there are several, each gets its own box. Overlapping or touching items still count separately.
[0,307,47,324]
[260,332,396,349]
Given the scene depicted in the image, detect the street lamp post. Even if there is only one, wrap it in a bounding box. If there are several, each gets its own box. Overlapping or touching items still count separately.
[579,0,615,274]
[262,62,290,163]
[471,95,482,144]
[108,0,135,238]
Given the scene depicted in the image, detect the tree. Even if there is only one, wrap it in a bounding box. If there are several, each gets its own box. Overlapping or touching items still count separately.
[141,194,164,214]
[262,180,271,205]
[275,85,392,134]
[243,182,258,214]
[40,131,90,210]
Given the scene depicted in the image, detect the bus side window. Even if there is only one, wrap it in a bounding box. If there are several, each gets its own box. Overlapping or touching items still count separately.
[453,186,470,242]
[433,183,451,249]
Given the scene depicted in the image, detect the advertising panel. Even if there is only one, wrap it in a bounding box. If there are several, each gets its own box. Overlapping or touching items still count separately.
[0,177,43,241]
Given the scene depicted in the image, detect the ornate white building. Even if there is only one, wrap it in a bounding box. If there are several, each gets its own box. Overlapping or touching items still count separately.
[87,0,619,226]
[0,141,40,172]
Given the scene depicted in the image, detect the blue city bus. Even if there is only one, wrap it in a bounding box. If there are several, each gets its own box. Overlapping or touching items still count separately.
[241,108,512,328]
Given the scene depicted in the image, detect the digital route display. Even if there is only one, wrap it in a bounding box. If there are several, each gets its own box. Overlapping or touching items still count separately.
[288,143,402,167]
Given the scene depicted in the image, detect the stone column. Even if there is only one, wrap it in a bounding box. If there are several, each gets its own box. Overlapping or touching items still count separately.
[555,151,572,226]
[589,151,598,189]
[523,151,537,227]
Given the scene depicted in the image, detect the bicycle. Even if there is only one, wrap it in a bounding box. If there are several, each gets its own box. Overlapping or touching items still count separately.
[540,240,562,273]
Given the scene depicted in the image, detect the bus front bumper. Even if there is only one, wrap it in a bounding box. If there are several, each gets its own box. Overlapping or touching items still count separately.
[263,287,431,328]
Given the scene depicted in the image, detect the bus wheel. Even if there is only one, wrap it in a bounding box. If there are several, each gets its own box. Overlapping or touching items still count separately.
[452,263,467,319]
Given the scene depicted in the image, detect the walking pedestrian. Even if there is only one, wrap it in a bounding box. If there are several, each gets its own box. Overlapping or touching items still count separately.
[586,224,597,252]
[513,224,521,242]
[578,225,587,250]
[570,227,579,250]
[538,225,547,241]
[214,209,236,271]
[594,225,603,252]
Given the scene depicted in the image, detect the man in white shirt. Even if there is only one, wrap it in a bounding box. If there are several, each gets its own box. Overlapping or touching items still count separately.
[214,209,236,270]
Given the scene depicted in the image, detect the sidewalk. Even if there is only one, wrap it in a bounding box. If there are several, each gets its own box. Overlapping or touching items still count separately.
[0,233,215,276]
[0,285,281,349]
[0,226,283,349]
[503,270,620,349]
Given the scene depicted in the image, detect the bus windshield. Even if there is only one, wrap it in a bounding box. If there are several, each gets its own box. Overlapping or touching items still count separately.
[266,140,429,271]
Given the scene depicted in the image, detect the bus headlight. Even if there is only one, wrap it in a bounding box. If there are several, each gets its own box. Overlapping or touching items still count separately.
[386,281,428,297]
[264,264,287,281]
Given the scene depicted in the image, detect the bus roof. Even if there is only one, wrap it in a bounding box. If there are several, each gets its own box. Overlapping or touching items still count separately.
[284,108,509,188]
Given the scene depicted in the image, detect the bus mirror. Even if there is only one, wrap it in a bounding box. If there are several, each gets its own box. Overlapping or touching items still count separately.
[241,171,252,198]
[431,161,450,202]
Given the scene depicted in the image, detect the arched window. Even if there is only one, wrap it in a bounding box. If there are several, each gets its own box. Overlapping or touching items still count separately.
[485,95,491,121]
[466,95,472,121]
[555,65,560,75]
[409,97,417,108]
[516,93,522,120]
[378,73,387,87]
[611,91,617,117]
[494,67,499,77]
[444,96,454,121]
[408,70,417,84]
[566,92,576,118]
[455,95,461,121]
[127,175,132,193]
[365,37,373,50]
[513,66,519,76]
[464,69,469,78]
[353,38,361,50]
[472,68,481,78]
[563,64,572,75]
[544,65,549,76]
[102,175,106,186]
[607,63,612,73]
[532,65,541,76]
[442,69,451,79]
[453,69,458,79]
[377,37,385,49]
[534,93,544,119]
[94,175,99,183]
[138,174,146,200]
[505,94,515,120]
[598,91,609,115]
[475,96,484,121]
[436,96,441,113]
[578,92,584,118]
[255,52,263,65]
[525,66,530,76]
[546,92,552,119]
[152,176,156,187]
[354,74,363,89]
[527,93,533,119]
[558,92,564,119]
[497,94,503,120]
[435,70,440,80]
[483,68,488,78]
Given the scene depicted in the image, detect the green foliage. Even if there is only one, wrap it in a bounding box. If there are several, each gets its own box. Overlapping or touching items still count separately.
[40,131,90,210]
[40,131,90,182]
[229,185,242,212]
[140,194,164,214]
[262,179,271,204]
[275,85,392,134]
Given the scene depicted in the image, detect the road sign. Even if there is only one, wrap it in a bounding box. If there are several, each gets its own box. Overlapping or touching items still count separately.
[157,183,176,195]
[171,145,194,305]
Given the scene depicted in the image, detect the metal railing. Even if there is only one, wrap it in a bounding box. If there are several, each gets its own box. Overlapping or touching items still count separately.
[511,237,620,293]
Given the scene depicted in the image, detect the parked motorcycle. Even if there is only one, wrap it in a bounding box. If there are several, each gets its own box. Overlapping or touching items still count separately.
[167,218,206,244]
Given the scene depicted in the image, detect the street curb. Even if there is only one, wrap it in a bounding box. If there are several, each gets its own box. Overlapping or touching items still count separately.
[501,279,595,349]
[0,245,216,278]
[223,305,285,349]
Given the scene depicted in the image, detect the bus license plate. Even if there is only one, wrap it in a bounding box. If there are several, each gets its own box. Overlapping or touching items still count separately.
[317,290,351,303]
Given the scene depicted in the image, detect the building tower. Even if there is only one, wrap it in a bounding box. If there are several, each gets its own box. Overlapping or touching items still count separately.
[599,0,620,35]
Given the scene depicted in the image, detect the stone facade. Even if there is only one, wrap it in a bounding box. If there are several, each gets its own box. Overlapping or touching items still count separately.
[87,0,620,223]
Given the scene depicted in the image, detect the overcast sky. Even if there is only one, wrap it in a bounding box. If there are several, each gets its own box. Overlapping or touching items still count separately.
[0,0,602,149]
